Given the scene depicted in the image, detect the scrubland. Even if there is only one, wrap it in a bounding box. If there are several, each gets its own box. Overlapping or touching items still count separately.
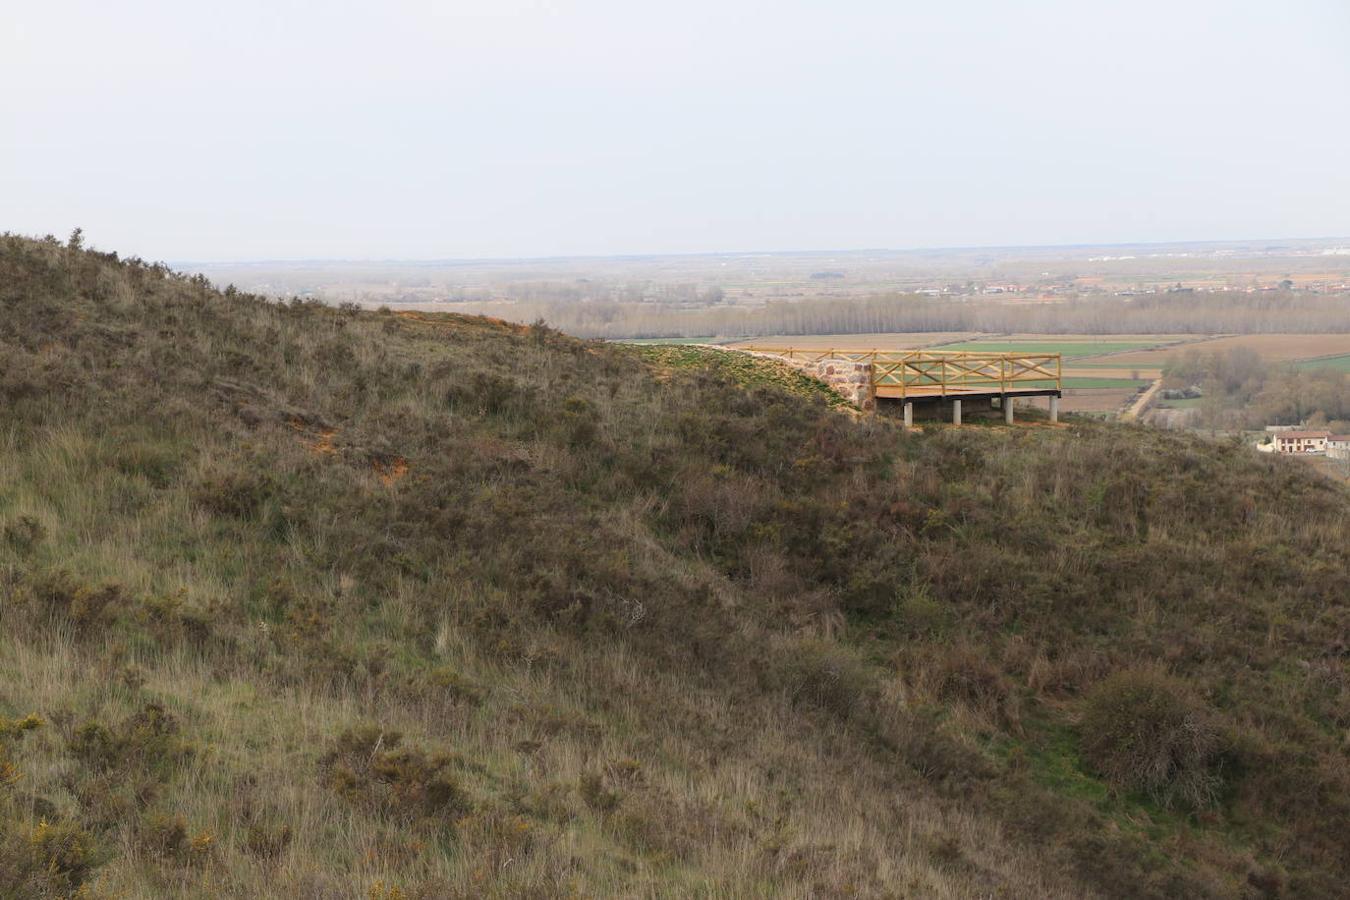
[1,234,1348,898]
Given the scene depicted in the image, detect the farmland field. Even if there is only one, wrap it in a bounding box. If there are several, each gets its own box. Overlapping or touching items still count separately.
[672,333,1350,417]
[937,340,1161,359]
[1061,365,1164,379]
[719,335,1163,415]
[1058,377,1149,390]
[729,332,982,350]
[1295,353,1350,373]
[1058,387,1141,413]
[731,332,1350,378]
[1012,377,1149,390]
[1100,333,1350,367]
[732,334,1187,359]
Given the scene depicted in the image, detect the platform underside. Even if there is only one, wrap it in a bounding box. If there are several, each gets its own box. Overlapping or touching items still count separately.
[875,387,1062,402]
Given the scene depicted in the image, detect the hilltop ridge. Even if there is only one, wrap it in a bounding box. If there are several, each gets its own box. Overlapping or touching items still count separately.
[1,233,1348,898]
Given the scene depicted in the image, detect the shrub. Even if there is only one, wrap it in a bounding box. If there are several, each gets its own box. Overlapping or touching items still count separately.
[893,583,949,638]
[578,771,620,813]
[26,571,127,637]
[0,714,42,744]
[557,394,600,448]
[770,638,875,721]
[0,818,105,895]
[112,439,182,487]
[138,590,214,646]
[444,372,536,418]
[419,666,483,706]
[0,714,42,790]
[319,726,470,825]
[139,811,187,857]
[68,722,120,772]
[1080,670,1226,808]
[925,643,1017,726]
[1,515,45,553]
[192,467,272,518]
[135,812,213,866]
[68,704,194,777]
[242,820,293,860]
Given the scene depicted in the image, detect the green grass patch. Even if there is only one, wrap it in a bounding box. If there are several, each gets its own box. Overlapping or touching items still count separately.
[1294,353,1350,373]
[987,717,1216,847]
[633,345,852,408]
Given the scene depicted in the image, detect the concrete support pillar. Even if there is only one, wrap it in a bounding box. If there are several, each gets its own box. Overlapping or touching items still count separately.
[1050,395,1059,423]
[1004,398,1014,425]
[903,402,913,428]
[952,399,962,425]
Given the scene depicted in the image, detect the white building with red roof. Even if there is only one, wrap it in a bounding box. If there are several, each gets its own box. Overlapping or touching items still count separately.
[1272,431,1331,454]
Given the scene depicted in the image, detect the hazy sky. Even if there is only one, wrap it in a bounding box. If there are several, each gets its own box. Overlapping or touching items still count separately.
[4,1,1349,261]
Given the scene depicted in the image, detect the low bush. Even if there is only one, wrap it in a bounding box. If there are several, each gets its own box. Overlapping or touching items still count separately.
[0,715,42,791]
[444,372,536,419]
[111,439,183,488]
[893,584,949,638]
[578,771,620,813]
[1,516,44,554]
[191,466,273,518]
[137,811,214,865]
[0,818,105,895]
[242,820,293,860]
[770,638,876,721]
[1080,670,1227,809]
[68,703,194,778]
[318,726,470,826]
[25,571,127,638]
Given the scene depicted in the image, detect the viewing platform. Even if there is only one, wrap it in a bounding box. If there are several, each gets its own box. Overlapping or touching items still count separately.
[737,347,1063,424]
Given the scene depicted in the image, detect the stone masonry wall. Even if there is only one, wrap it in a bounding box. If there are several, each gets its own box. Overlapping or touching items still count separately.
[746,352,875,410]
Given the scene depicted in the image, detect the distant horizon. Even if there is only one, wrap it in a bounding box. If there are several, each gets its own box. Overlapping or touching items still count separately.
[172,234,1350,269]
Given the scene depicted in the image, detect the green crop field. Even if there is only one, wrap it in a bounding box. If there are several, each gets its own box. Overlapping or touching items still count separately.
[939,340,1161,359]
[1295,353,1350,373]
[1061,377,1150,389]
[1014,377,1149,390]
[1068,361,1164,370]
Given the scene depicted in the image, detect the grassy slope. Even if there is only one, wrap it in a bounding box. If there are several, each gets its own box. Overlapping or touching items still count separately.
[0,236,1348,899]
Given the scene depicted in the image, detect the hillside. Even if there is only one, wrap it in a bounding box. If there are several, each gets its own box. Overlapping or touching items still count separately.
[1,233,1348,899]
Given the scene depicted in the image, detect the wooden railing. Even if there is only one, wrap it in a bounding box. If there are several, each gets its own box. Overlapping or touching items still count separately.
[739,347,1062,399]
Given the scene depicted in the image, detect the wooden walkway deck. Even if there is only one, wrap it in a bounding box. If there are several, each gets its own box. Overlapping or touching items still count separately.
[738,347,1062,401]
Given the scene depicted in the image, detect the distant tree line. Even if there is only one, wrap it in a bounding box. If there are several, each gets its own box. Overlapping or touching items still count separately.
[1162,347,1350,431]
[432,289,1350,339]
